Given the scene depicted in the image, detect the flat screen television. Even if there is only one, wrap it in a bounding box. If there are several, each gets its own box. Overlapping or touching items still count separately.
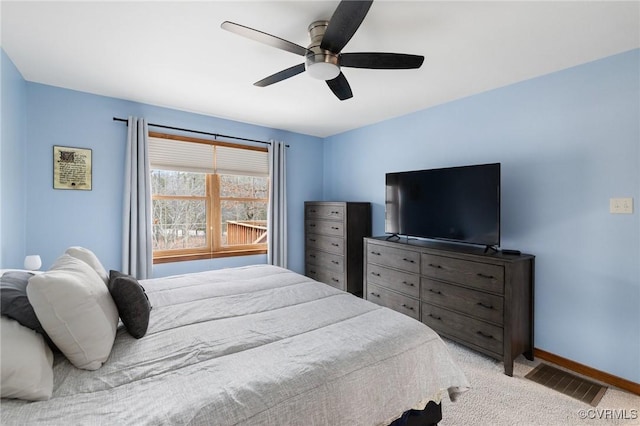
[385,163,501,248]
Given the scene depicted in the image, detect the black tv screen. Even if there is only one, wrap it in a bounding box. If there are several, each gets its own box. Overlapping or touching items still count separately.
[385,163,500,247]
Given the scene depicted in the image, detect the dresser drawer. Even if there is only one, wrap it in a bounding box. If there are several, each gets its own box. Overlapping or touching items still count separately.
[306,249,344,272]
[367,263,419,298]
[421,303,503,355]
[421,254,504,294]
[366,243,420,274]
[305,234,344,256]
[367,283,419,320]
[305,204,345,220]
[306,267,345,291]
[306,220,345,237]
[421,278,504,325]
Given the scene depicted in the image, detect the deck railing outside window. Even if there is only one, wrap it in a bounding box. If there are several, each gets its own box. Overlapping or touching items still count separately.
[226,220,268,245]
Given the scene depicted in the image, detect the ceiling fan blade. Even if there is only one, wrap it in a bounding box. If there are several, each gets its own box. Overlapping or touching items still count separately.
[340,52,425,69]
[320,0,373,53]
[326,72,353,100]
[254,63,306,87]
[221,21,308,56]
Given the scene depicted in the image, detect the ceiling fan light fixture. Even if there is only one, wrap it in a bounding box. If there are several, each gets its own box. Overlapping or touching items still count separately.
[305,20,340,81]
[306,61,340,80]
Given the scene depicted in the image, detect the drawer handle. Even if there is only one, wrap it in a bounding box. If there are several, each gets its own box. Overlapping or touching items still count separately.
[330,211,340,215]
[309,254,316,258]
[331,260,339,265]
[401,304,415,311]
[309,238,316,242]
[309,224,316,227]
[371,272,381,277]
[370,251,381,256]
[309,209,317,213]
[403,258,415,264]
[476,331,495,340]
[428,263,442,269]
[428,288,442,295]
[402,281,415,287]
[331,226,340,230]
[331,278,340,283]
[476,302,494,310]
[370,292,381,298]
[477,273,495,280]
[309,270,316,274]
[427,313,442,321]
[331,243,340,247]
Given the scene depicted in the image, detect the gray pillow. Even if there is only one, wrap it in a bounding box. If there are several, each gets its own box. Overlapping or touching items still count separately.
[1,271,41,330]
[0,271,57,350]
[108,270,152,339]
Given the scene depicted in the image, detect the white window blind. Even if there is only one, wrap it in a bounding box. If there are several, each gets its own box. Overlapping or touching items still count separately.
[148,137,214,173]
[149,137,268,176]
[215,146,268,177]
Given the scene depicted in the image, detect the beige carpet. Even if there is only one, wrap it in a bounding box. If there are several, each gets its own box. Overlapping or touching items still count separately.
[439,339,640,426]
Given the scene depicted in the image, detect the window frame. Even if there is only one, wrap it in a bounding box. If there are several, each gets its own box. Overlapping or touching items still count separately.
[149,132,269,264]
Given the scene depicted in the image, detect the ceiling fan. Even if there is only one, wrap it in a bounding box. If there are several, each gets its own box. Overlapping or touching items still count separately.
[221,0,424,100]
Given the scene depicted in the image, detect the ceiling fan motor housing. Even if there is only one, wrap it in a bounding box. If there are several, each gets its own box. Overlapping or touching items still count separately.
[305,20,340,80]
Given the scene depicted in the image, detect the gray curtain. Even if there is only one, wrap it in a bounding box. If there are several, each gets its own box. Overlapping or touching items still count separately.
[267,140,287,268]
[122,116,152,279]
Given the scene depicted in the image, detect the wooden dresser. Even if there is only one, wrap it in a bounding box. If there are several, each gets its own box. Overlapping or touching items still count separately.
[364,236,535,376]
[304,202,371,296]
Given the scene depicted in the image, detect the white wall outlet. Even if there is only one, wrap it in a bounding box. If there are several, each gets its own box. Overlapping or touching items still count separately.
[610,197,633,214]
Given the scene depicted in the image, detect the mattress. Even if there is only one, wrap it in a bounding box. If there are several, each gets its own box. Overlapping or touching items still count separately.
[1,265,469,425]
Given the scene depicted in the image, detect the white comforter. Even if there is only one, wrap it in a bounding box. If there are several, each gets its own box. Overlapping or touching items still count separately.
[1,265,469,425]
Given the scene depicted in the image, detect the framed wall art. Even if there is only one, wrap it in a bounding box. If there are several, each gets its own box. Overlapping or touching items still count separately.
[53,145,92,190]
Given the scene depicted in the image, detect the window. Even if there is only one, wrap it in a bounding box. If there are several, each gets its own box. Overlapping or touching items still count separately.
[148,132,269,263]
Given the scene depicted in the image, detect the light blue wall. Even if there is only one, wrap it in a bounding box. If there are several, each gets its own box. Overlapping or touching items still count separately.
[0,49,27,268]
[22,82,323,277]
[323,49,640,383]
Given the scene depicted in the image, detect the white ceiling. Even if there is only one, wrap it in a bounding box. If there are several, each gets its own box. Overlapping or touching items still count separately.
[1,1,639,138]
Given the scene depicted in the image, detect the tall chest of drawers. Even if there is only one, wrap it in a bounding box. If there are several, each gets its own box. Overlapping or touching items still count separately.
[305,202,371,296]
[364,236,535,376]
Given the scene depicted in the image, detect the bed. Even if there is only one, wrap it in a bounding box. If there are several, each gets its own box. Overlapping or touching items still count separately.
[1,258,469,425]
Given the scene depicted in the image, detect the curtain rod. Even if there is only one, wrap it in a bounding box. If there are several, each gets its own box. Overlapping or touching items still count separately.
[113,117,289,147]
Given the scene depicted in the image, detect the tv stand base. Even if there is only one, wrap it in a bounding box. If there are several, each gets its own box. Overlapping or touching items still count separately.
[364,236,535,376]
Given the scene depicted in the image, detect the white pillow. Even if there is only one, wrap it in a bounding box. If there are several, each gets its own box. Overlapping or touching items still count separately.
[27,254,119,370]
[1,316,54,401]
[65,246,109,285]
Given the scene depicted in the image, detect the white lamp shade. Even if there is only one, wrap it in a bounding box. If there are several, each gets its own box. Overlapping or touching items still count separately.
[24,255,42,271]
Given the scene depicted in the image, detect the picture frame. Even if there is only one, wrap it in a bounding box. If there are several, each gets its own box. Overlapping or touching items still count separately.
[53,145,92,190]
